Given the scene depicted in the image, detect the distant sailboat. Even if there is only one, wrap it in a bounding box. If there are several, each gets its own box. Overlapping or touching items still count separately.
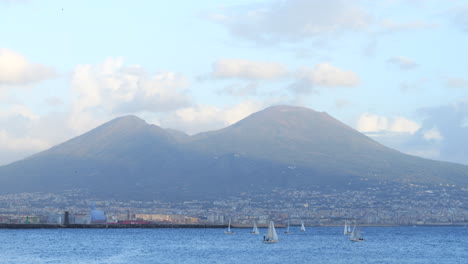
[224,219,234,234]
[263,221,279,243]
[350,224,364,242]
[251,220,260,234]
[300,220,306,232]
[284,220,290,234]
[344,220,352,235]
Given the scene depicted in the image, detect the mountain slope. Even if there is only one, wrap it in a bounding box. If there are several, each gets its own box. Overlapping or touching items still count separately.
[0,105,466,200]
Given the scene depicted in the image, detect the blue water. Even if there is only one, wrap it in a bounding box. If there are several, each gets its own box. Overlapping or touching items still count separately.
[0,226,466,263]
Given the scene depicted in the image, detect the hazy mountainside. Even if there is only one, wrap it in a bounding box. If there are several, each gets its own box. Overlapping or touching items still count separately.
[0,105,467,201]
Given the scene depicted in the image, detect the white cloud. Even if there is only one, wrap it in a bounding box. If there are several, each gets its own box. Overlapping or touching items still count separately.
[0,104,66,165]
[357,113,421,134]
[387,56,419,70]
[69,57,190,134]
[0,130,50,152]
[211,59,288,80]
[163,101,263,135]
[0,48,55,85]
[209,0,372,43]
[423,127,443,141]
[298,63,360,87]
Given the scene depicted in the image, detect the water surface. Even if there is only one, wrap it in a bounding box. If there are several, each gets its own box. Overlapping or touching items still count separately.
[0,226,466,263]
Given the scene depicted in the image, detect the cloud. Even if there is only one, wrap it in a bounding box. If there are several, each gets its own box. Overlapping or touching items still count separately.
[0,104,67,165]
[297,63,360,87]
[208,0,372,43]
[445,77,468,89]
[0,48,55,86]
[69,57,190,134]
[162,101,263,135]
[387,56,419,70]
[356,113,421,134]
[210,59,288,80]
[360,100,468,165]
[423,127,443,141]
[0,130,50,152]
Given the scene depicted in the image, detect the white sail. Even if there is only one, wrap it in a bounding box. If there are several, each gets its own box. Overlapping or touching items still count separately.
[284,220,290,234]
[356,227,362,239]
[224,219,234,234]
[263,221,279,243]
[349,224,356,241]
[347,222,352,233]
[350,224,364,241]
[300,220,306,232]
[344,220,348,235]
[252,220,260,234]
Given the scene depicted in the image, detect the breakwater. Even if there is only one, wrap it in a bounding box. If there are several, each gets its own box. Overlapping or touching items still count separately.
[0,223,226,229]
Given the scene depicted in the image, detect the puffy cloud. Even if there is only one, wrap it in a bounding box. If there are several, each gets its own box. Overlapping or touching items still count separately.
[211,59,288,80]
[357,113,421,134]
[0,48,55,86]
[387,56,419,70]
[361,100,468,165]
[69,57,190,134]
[209,0,372,43]
[162,101,263,135]
[298,63,360,87]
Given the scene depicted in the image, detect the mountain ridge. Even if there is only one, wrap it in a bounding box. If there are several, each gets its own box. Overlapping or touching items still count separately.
[0,105,467,200]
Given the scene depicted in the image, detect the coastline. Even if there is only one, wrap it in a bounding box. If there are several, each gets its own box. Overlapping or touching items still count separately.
[0,223,465,229]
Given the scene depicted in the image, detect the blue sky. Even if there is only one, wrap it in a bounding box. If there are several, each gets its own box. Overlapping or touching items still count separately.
[0,0,467,166]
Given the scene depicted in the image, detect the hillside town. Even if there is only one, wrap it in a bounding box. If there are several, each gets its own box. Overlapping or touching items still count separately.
[0,181,466,227]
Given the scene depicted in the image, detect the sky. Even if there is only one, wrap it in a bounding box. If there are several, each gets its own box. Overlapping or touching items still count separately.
[0,0,467,166]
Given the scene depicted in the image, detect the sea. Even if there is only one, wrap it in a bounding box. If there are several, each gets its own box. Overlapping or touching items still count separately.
[0,226,466,264]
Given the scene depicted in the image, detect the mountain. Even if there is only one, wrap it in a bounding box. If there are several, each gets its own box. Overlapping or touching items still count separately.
[0,105,467,201]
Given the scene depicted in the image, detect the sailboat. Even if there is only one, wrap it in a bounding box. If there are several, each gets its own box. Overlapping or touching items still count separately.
[224,219,234,234]
[300,220,306,232]
[344,220,352,235]
[349,224,364,242]
[251,220,260,234]
[263,221,279,243]
[284,220,290,234]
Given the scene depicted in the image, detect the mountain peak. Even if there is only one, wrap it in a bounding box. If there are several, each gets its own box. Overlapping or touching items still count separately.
[263,104,319,113]
[105,115,147,128]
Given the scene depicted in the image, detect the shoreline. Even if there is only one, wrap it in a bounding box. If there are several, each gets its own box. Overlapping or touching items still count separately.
[0,223,466,229]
